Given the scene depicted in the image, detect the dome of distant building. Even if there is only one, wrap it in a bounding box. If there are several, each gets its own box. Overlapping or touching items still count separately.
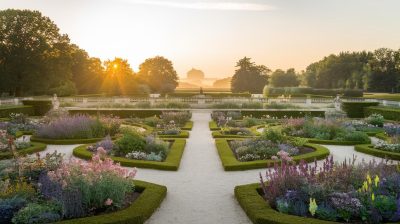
[187,68,205,80]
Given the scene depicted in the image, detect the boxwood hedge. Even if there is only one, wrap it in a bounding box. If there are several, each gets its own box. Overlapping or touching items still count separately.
[234,183,337,224]
[181,121,193,130]
[30,136,112,145]
[73,139,186,171]
[0,106,35,118]
[0,142,47,160]
[240,110,325,119]
[304,137,371,146]
[215,139,329,171]
[58,180,166,224]
[211,130,259,138]
[209,121,220,131]
[69,109,190,118]
[365,106,400,121]
[21,100,52,116]
[123,123,190,138]
[355,144,400,160]
[341,102,379,118]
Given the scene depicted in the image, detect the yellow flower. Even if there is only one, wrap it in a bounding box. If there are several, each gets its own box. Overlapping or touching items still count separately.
[371,193,375,201]
[374,175,380,187]
[309,198,318,216]
[367,174,372,185]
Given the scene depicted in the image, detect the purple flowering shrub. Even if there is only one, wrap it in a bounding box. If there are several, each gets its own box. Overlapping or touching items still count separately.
[36,115,120,139]
[260,156,400,223]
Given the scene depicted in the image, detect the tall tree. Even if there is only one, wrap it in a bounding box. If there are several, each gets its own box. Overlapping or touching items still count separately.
[102,58,139,95]
[137,56,178,94]
[231,57,269,93]
[0,9,72,96]
[367,48,400,92]
[270,68,300,87]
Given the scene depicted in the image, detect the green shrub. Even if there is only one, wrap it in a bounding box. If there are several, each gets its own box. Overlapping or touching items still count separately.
[21,100,52,116]
[69,109,166,118]
[241,110,325,118]
[365,107,400,121]
[341,102,379,118]
[12,202,62,224]
[115,133,146,156]
[0,106,34,118]
[366,113,385,127]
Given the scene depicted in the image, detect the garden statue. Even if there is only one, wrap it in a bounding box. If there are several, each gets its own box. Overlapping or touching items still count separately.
[333,94,341,110]
[200,87,204,95]
[52,93,60,110]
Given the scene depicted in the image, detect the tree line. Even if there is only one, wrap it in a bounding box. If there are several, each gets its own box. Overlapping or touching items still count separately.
[0,9,178,96]
[232,49,400,93]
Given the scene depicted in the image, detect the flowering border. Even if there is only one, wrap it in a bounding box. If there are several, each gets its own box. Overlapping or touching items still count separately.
[30,136,116,145]
[73,139,186,171]
[234,183,337,224]
[58,180,167,224]
[215,139,329,171]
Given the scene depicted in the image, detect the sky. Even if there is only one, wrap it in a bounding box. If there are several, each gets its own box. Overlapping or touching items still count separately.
[1,0,400,78]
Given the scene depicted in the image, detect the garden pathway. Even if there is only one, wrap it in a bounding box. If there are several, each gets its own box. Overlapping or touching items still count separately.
[36,111,387,224]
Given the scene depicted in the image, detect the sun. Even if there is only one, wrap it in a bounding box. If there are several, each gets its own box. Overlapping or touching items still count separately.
[113,63,118,69]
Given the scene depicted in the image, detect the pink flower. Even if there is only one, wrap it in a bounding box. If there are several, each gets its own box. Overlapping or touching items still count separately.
[104,198,113,206]
[97,147,107,156]
[271,156,278,161]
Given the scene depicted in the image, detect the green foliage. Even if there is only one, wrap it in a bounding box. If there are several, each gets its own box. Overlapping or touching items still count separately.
[0,142,47,160]
[341,102,379,118]
[373,195,397,220]
[241,110,325,119]
[270,68,300,87]
[137,56,178,94]
[263,87,363,97]
[22,100,52,116]
[355,144,400,160]
[366,113,385,127]
[12,202,62,224]
[365,106,400,121]
[231,57,269,93]
[0,106,34,118]
[0,196,27,223]
[115,133,146,156]
[261,129,285,143]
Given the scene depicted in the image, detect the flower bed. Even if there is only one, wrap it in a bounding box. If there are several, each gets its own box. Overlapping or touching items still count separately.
[281,117,371,145]
[0,130,47,159]
[57,180,166,224]
[246,156,400,223]
[73,139,186,170]
[0,149,165,224]
[211,127,258,138]
[215,138,329,171]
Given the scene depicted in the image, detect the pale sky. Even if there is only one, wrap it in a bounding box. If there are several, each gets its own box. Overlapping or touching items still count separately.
[1,0,400,78]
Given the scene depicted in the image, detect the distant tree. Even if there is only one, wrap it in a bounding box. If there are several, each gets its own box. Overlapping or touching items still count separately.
[367,48,400,92]
[213,77,232,89]
[137,56,178,93]
[70,45,104,94]
[231,57,269,93]
[0,9,72,96]
[187,68,205,80]
[270,68,300,87]
[102,58,139,95]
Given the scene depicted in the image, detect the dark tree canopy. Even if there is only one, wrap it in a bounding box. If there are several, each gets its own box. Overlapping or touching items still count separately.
[231,57,269,93]
[0,9,72,96]
[137,56,179,94]
[270,68,300,87]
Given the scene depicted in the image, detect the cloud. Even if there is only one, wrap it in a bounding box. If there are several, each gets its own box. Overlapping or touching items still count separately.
[123,0,275,11]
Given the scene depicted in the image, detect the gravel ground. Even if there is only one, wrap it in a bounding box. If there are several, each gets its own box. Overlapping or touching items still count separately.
[35,111,388,224]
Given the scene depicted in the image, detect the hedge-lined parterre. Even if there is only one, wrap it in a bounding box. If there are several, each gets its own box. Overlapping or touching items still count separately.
[0,105,35,118]
[341,101,379,118]
[355,144,400,160]
[73,139,186,171]
[215,139,329,171]
[30,136,114,145]
[365,106,400,121]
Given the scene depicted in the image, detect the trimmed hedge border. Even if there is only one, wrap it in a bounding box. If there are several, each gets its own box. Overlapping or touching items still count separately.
[123,123,190,138]
[15,130,34,138]
[303,137,371,146]
[215,139,329,171]
[69,109,190,119]
[21,100,52,116]
[375,132,390,141]
[0,106,34,118]
[30,136,115,145]
[355,144,400,160]
[365,106,400,121]
[211,130,259,139]
[0,142,47,160]
[234,183,336,224]
[181,121,194,130]
[73,139,186,171]
[341,102,379,118]
[209,121,220,131]
[58,180,166,224]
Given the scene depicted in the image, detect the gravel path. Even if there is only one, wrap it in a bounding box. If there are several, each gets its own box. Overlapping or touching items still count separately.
[35,111,388,224]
